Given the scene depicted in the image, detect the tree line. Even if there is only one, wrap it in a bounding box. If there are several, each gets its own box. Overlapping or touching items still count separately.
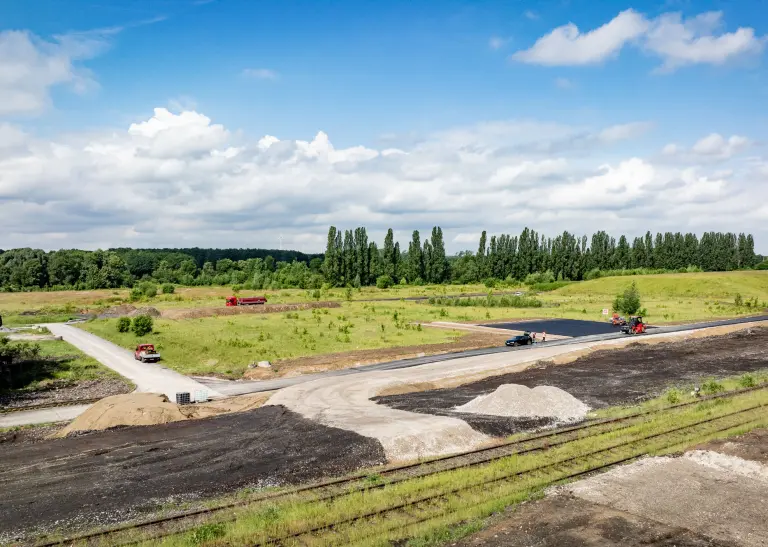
[0,228,761,292]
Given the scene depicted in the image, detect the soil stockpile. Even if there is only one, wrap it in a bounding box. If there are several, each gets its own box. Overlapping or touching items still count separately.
[455,384,589,422]
[96,305,160,319]
[375,326,768,436]
[54,392,274,436]
[0,405,386,541]
[161,301,341,319]
[55,393,188,435]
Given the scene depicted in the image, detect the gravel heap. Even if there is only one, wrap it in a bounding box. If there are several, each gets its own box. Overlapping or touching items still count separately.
[454,384,590,422]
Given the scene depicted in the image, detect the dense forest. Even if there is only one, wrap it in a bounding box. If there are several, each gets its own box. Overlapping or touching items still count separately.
[0,228,762,292]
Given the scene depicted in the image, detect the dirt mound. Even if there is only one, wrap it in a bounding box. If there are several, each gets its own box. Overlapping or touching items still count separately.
[162,301,341,320]
[95,305,160,319]
[129,306,160,317]
[454,384,590,422]
[53,392,273,437]
[97,304,136,318]
[56,393,187,435]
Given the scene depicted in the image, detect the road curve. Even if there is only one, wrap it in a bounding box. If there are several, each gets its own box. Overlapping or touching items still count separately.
[46,324,221,401]
[267,317,768,461]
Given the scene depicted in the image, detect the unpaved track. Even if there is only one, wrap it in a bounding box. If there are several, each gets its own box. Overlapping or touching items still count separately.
[268,319,768,461]
[46,324,221,401]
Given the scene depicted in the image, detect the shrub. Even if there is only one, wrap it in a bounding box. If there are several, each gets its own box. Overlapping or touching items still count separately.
[739,374,756,388]
[161,283,175,294]
[665,388,681,404]
[132,315,154,337]
[734,293,743,307]
[524,270,555,285]
[116,317,131,333]
[345,287,353,301]
[376,275,393,289]
[613,282,642,316]
[483,278,497,288]
[135,281,158,298]
[701,379,725,395]
[189,523,226,544]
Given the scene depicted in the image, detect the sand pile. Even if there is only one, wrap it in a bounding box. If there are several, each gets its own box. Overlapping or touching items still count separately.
[455,384,590,422]
[53,392,273,437]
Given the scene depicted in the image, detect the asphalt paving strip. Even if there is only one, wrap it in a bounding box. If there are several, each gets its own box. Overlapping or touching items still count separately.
[374,325,768,436]
[479,318,621,337]
[0,405,386,541]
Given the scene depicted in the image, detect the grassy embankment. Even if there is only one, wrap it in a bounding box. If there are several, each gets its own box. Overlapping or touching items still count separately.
[76,271,768,377]
[77,374,768,547]
[0,339,128,396]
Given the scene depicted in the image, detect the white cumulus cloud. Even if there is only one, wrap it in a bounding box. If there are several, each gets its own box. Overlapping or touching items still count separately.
[512,9,765,72]
[0,108,763,251]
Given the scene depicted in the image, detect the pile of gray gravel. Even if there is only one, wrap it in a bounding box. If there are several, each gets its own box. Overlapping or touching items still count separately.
[454,384,590,423]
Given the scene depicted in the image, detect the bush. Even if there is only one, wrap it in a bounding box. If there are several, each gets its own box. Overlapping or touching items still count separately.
[701,379,724,395]
[524,270,555,285]
[734,293,743,307]
[483,278,497,288]
[739,374,756,388]
[613,282,642,316]
[755,260,768,271]
[161,283,175,294]
[345,287,353,301]
[116,317,131,333]
[376,275,393,289]
[131,315,154,337]
[132,281,158,299]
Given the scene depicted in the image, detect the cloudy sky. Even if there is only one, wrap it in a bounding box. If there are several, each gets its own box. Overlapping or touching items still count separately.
[1,0,767,253]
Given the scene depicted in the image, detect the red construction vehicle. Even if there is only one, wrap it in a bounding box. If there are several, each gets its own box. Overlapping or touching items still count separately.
[225,296,268,306]
[621,316,646,335]
[611,313,627,326]
[134,344,161,363]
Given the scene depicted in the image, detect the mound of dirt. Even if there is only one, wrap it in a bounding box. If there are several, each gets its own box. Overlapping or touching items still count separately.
[455,384,590,422]
[162,301,341,320]
[95,305,160,319]
[56,393,186,436]
[129,306,161,317]
[53,392,273,437]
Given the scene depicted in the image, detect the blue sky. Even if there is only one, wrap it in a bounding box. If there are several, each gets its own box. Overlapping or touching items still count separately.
[1,0,767,251]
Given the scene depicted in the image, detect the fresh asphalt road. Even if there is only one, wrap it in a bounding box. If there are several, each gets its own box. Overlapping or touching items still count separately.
[45,323,221,401]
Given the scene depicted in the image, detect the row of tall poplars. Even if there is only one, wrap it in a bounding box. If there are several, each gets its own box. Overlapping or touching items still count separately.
[0,227,762,291]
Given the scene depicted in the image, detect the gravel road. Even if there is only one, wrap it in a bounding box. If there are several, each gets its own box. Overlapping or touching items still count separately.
[45,324,221,400]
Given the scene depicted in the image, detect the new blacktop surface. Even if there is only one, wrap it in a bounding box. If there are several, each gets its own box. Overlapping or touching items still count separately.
[480,318,620,337]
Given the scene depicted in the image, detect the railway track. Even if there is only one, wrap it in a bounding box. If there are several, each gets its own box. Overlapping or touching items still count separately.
[36,385,768,547]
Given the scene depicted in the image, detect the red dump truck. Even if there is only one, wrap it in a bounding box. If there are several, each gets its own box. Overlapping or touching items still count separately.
[225,296,268,306]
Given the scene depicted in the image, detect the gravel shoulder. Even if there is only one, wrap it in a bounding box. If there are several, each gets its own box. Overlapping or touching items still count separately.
[0,405,385,542]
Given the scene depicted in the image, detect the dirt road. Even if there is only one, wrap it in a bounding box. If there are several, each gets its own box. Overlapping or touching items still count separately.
[45,324,221,400]
[268,321,768,460]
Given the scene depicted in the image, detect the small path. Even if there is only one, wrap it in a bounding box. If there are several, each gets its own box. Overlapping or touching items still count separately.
[45,324,222,401]
[0,405,91,427]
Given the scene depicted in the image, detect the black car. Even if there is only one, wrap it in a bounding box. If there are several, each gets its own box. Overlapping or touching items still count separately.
[505,332,533,346]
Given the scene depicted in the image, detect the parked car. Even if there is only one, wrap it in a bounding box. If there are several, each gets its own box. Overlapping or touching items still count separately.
[514,291,524,296]
[505,332,533,347]
[134,343,161,363]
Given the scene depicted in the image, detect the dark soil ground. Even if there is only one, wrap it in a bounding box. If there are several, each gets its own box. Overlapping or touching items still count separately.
[0,423,65,444]
[0,405,385,542]
[454,495,737,547]
[375,327,768,436]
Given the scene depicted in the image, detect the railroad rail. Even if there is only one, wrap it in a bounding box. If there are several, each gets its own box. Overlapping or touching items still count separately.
[35,384,768,547]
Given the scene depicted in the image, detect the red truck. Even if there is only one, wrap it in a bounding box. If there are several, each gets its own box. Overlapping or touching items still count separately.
[225,296,268,306]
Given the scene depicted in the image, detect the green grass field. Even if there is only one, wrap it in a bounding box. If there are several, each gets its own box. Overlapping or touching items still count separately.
[1,339,129,394]
[74,271,768,377]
